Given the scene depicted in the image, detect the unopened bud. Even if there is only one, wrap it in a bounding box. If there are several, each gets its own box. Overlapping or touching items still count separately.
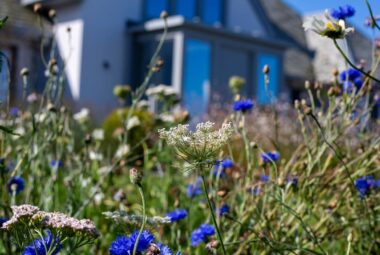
[113,85,131,100]
[156,58,164,67]
[48,9,56,19]
[146,243,160,255]
[303,106,312,115]
[160,11,168,19]
[129,168,143,185]
[294,100,300,110]
[263,65,270,74]
[206,240,218,252]
[33,3,42,13]
[229,76,245,94]
[20,67,29,76]
[332,68,339,77]
[304,81,311,90]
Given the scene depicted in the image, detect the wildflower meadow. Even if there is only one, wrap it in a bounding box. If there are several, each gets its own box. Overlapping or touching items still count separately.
[1,2,380,255]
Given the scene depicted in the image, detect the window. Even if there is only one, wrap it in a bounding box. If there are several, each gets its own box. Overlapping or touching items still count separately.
[175,0,196,20]
[145,0,168,20]
[0,52,10,105]
[256,54,280,104]
[183,39,211,118]
[202,0,223,25]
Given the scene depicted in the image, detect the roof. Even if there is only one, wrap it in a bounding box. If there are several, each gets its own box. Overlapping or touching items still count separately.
[0,0,51,40]
[259,0,315,86]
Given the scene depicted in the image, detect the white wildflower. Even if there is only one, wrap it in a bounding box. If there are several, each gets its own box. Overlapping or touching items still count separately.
[92,129,104,141]
[303,11,354,39]
[73,108,90,123]
[115,144,130,158]
[126,116,141,130]
[89,151,103,161]
[159,121,233,167]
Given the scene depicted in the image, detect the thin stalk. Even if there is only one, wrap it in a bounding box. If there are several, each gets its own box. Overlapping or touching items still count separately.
[333,39,380,84]
[200,175,227,255]
[132,184,147,255]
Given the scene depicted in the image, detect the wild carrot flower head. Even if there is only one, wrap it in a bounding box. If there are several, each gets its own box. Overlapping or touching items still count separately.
[303,11,354,39]
[22,230,62,255]
[159,122,233,168]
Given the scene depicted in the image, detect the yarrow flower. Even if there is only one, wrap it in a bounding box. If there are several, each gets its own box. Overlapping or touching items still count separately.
[22,230,62,255]
[187,177,202,198]
[109,230,154,255]
[159,122,233,168]
[233,99,254,112]
[303,11,354,39]
[217,204,230,216]
[330,5,355,20]
[8,176,25,194]
[166,209,188,222]
[190,224,215,247]
[261,152,280,163]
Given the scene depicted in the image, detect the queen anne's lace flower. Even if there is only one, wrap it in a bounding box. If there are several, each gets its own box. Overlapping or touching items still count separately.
[159,122,233,168]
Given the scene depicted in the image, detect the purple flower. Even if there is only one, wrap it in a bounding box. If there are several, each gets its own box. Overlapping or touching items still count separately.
[9,107,19,117]
[330,5,355,20]
[339,69,361,81]
[166,209,188,222]
[261,152,280,163]
[260,175,270,183]
[50,160,63,168]
[233,99,254,112]
[355,176,373,198]
[190,224,215,247]
[187,177,202,198]
[8,176,25,194]
[22,230,62,255]
[221,159,234,169]
[109,230,154,255]
[217,204,230,216]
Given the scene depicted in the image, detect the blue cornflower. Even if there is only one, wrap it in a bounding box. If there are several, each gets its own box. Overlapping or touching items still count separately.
[374,180,380,189]
[9,107,19,117]
[50,160,63,168]
[339,68,361,82]
[217,204,230,216]
[190,224,215,247]
[8,176,25,194]
[260,175,270,183]
[221,159,234,169]
[0,217,8,227]
[166,209,188,222]
[157,243,181,255]
[109,230,154,255]
[22,231,62,255]
[187,177,202,198]
[355,177,373,198]
[330,5,355,20]
[233,99,254,112]
[261,152,280,163]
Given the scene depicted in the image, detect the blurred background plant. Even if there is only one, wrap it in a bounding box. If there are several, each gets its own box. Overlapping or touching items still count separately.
[0,1,379,255]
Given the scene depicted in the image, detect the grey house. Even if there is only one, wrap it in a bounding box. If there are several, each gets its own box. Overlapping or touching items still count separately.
[17,0,313,120]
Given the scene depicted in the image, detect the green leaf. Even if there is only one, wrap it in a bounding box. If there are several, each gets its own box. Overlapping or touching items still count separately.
[0,16,8,30]
[0,125,20,136]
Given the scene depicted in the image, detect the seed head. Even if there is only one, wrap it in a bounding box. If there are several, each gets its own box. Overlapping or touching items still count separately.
[263,65,270,74]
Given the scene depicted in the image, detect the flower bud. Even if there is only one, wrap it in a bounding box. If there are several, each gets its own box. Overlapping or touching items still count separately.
[263,65,270,74]
[48,9,56,19]
[229,76,245,94]
[314,81,323,90]
[160,11,168,19]
[129,168,143,185]
[332,68,339,77]
[33,3,42,13]
[294,100,300,110]
[146,243,160,255]
[20,67,29,77]
[303,106,312,115]
[113,85,131,100]
[304,81,311,90]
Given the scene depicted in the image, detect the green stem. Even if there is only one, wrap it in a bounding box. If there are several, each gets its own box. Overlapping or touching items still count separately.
[132,184,146,255]
[200,175,227,255]
[333,39,380,84]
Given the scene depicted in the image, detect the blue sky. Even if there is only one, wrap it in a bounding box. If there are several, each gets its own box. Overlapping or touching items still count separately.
[283,0,380,37]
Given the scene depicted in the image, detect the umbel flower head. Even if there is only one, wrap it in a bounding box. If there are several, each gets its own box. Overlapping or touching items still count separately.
[159,122,233,169]
[303,11,354,39]
[22,230,62,255]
